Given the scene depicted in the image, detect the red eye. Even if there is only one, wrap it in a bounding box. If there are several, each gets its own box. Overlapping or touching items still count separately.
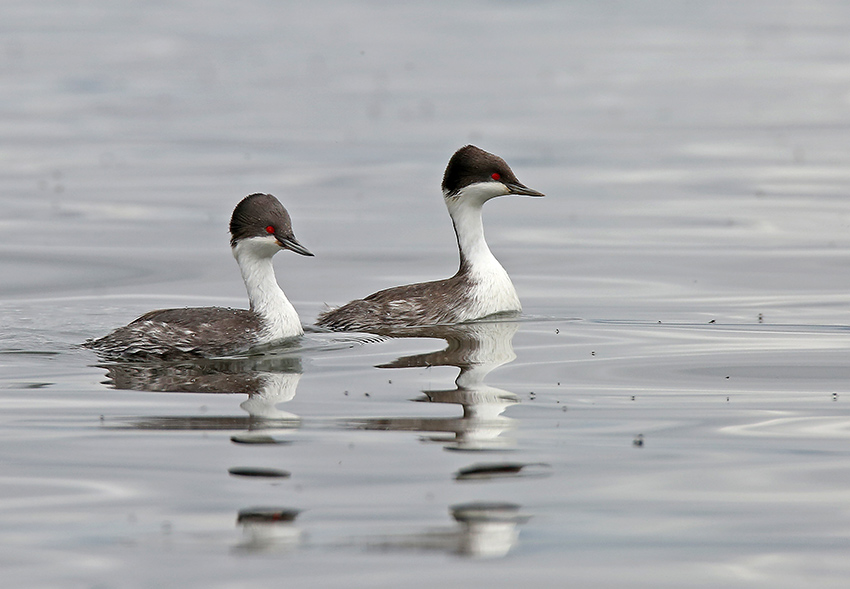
[491,172,501,181]
[265,225,275,234]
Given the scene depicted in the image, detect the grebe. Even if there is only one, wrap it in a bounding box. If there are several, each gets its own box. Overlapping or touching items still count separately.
[85,193,313,360]
[317,145,542,332]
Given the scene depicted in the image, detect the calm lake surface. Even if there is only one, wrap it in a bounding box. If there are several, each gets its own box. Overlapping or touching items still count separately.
[3,1,850,587]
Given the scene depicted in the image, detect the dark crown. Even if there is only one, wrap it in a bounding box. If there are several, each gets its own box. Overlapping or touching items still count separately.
[441,145,521,197]
[229,193,293,247]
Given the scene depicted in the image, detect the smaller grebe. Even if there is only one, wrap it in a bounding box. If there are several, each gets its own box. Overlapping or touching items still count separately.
[85,193,313,360]
[317,145,542,332]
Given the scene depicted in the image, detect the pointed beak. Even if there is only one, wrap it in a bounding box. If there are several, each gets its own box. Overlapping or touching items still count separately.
[277,235,314,257]
[505,181,544,197]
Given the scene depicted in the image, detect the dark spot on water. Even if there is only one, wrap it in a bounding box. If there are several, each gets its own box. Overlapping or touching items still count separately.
[230,434,291,445]
[633,434,644,447]
[228,467,290,478]
[237,507,299,524]
[454,462,551,481]
[450,502,530,524]
[15,382,53,389]
[456,463,523,480]
[708,319,715,324]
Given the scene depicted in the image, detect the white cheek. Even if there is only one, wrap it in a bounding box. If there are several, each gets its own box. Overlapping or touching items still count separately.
[447,181,509,204]
[232,235,280,259]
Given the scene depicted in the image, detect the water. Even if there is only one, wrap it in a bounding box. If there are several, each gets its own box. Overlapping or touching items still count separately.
[3,1,850,586]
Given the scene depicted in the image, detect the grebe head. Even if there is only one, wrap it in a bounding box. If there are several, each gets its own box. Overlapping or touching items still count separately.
[441,145,544,205]
[229,193,313,259]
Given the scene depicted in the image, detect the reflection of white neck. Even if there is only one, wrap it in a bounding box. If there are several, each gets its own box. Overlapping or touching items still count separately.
[454,321,520,389]
[232,236,303,342]
[445,184,521,320]
[240,372,302,419]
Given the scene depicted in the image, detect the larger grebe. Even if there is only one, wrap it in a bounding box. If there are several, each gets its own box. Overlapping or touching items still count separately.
[85,193,313,360]
[317,145,542,332]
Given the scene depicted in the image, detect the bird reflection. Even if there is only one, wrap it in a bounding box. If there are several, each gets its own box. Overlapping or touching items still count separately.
[341,502,529,559]
[346,319,520,450]
[232,502,528,559]
[97,354,303,430]
[233,507,302,554]
[94,321,532,561]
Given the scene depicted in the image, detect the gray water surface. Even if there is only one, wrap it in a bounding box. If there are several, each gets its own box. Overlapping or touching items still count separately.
[3,1,850,587]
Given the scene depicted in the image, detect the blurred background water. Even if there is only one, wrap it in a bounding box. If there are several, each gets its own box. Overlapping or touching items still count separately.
[3,1,850,587]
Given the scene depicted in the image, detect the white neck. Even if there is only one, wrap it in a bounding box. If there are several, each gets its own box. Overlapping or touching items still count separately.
[232,236,303,342]
[445,184,521,319]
